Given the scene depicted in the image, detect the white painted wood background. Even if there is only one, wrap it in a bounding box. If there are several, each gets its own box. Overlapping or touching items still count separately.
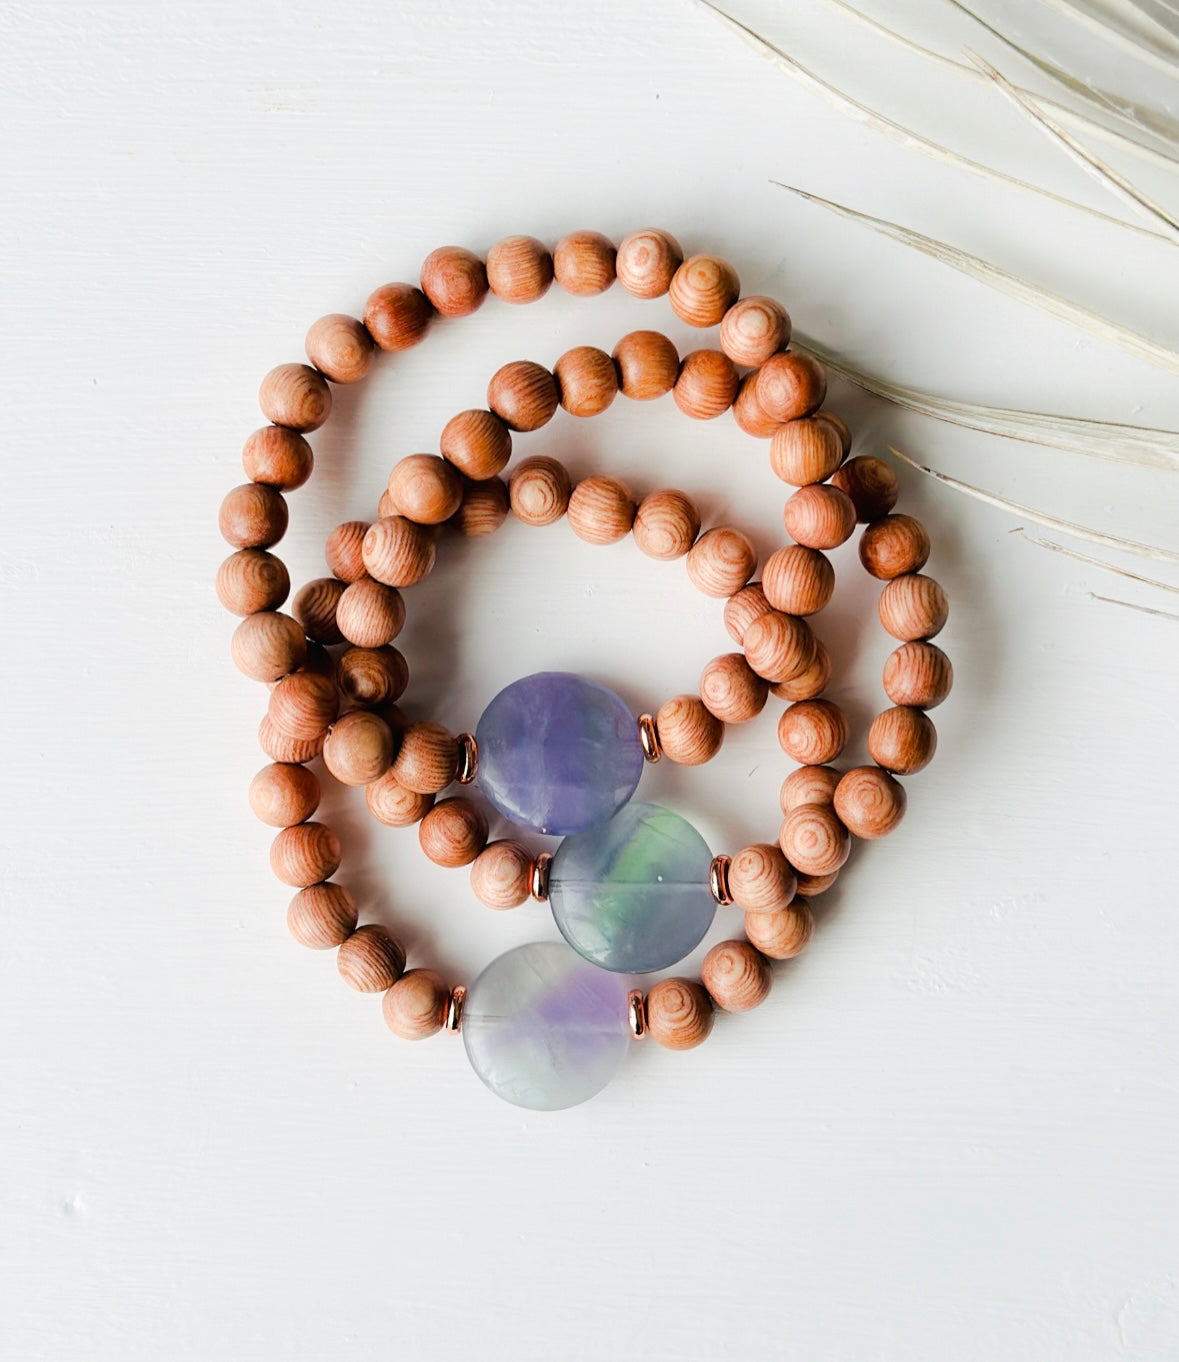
[3,0,1178,1357]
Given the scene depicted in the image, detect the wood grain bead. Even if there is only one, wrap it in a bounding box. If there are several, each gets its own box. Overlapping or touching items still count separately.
[305,313,375,384]
[509,456,571,526]
[469,840,532,909]
[780,764,841,813]
[779,804,850,877]
[337,645,408,709]
[699,653,769,723]
[769,418,845,487]
[450,475,509,536]
[390,722,457,794]
[732,373,782,438]
[567,475,635,544]
[645,978,714,1050]
[615,228,683,298]
[337,924,406,992]
[418,797,489,868]
[287,882,357,949]
[701,940,772,1013]
[336,578,405,648]
[259,363,332,432]
[654,694,724,765]
[248,762,320,827]
[241,426,314,490]
[728,843,797,914]
[833,766,908,839]
[270,821,342,888]
[216,549,290,616]
[384,454,463,525]
[686,526,756,597]
[382,969,448,1040]
[744,899,814,959]
[299,640,336,682]
[231,611,307,682]
[420,245,488,318]
[553,230,616,295]
[878,573,949,641]
[258,714,324,765]
[486,234,553,304]
[267,671,338,741]
[365,771,435,827]
[613,330,680,400]
[770,638,832,701]
[754,352,827,422]
[797,869,840,896]
[761,545,834,616]
[487,360,560,431]
[883,641,953,709]
[555,346,618,418]
[859,514,931,580]
[743,610,816,684]
[777,698,849,766]
[632,488,700,560]
[323,710,394,786]
[673,349,739,420]
[292,577,346,645]
[719,295,791,367]
[668,254,740,327]
[868,705,938,774]
[814,410,853,457]
[219,482,288,549]
[361,515,436,588]
[324,521,370,583]
[783,484,857,550]
[439,408,512,480]
[363,282,434,351]
[724,583,773,645]
[831,455,899,522]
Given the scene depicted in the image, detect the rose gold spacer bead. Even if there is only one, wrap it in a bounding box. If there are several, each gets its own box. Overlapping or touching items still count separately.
[445,985,467,1034]
[530,851,553,902]
[455,732,479,784]
[638,713,662,763]
[710,853,734,905]
[628,990,647,1040]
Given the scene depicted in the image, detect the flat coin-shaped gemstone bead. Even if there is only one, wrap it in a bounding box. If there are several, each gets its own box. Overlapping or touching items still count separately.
[475,671,644,835]
[462,942,632,1110]
[549,802,716,973]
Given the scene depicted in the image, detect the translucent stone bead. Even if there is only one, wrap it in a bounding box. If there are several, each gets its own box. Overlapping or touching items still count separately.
[462,942,632,1110]
[475,671,644,835]
[549,802,716,973]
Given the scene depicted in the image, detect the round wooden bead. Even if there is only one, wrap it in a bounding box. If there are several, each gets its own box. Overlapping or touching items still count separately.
[258,714,324,765]
[815,411,853,457]
[831,455,899,522]
[292,577,346,645]
[241,426,314,490]
[248,762,320,827]
[486,235,553,303]
[382,969,448,1040]
[860,514,931,580]
[754,352,827,423]
[418,797,489,868]
[219,483,288,549]
[439,409,512,480]
[699,653,769,723]
[719,295,791,367]
[385,454,463,525]
[797,869,840,897]
[390,722,457,794]
[728,843,797,914]
[777,698,849,766]
[615,228,683,298]
[337,645,408,708]
[743,610,816,684]
[268,671,338,741]
[553,230,616,295]
[363,282,434,351]
[744,900,814,959]
[259,363,332,432]
[450,476,509,536]
[567,475,635,544]
[724,583,773,645]
[613,330,680,400]
[701,940,772,1012]
[365,771,435,827]
[487,360,560,431]
[878,573,949,641]
[883,641,953,709]
[288,882,357,949]
[868,706,937,774]
[323,710,394,786]
[769,418,845,487]
[270,821,342,887]
[673,350,739,420]
[632,488,700,560]
[654,694,724,765]
[780,764,841,813]
[231,611,306,682]
[509,456,571,526]
[770,639,832,701]
[361,516,436,587]
[337,924,406,992]
[555,346,618,417]
[779,804,850,877]
[783,484,857,550]
[324,521,370,582]
[668,254,740,327]
[732,373,782,438]
[645,978,714,1051]
[336,578,405,648]
[761,545,834,616]
[305,313,375,384]
[216,549,290,616]
[686,526,757,597]
[470,840,532,909]
[300,640,336,681]
[420,245,488,318]
[833,766,908,839]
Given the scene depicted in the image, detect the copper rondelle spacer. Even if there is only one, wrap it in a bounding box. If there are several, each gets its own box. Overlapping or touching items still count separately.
[445,985,467,1033]
[530,852,553,902]
[628,990,647,1040]
[638,713,662,763]
[455,732,479,784]
[710,853,734,905]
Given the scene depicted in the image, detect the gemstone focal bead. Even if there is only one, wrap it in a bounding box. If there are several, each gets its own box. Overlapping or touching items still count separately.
[475,671,644,835]
[549,802,716,973]
[462,942,632,1110]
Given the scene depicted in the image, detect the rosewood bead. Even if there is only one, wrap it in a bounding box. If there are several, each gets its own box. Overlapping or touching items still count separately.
[336,578,405,648]
[686,526,757,597]
[292,577,346,645]
[779,804,850,877]
[418,797,489,868]
[645,978,714,1051]
[743,610,816,684]
[769,418,844,487]
[382,969,449,1040]
[833,766,908,839]
[336,645,408,709]
[733,374,782,438]
[632,488,700,560]
[668,254,740,327]
[258,715,324,765]
[241,426,314,490]
[486,235,553,304]
[287,883,357,949]
[878,574,949,641]
[761,545,834,616]
[270,821,342,887]
[219,483,288,549]
[268,671,338,741]
[362,516,436,588]
[613,330,680,400]
[487,360,560,431]
[553,230,616,295]
[701,940,772,1012]
[216,549,290,616]
[390,722,457,794]
[386,454,463,525]
[259,363,332,432]
[831,455,899,522]
[567,475,635,544]
[815,410,853,457]
[365,772,435,827]
[780,763,841,813]
[450,476,509,537]
[363,282,434,351]
[470,840,533,909]
[555,346,618,417]
[777,698,849,766]
[509,456,571,526]
[673,350,739,420]
[859,514,931,580]
[783,484,857,550]
[324,521,370,582]
[420,245,488,317]
[771,638,832,701]
[728,843,797,914]
[655,694,724,765]
[305,313,374,384]
[744,900,814,959]
[231,611,306,682]
[883,641,954,709]
[723,583,773,645]
[323,710,394,786]
[720,295,791,367]
[699,653,769,723]
[440,409,512,480]
[615,228,683,298]
[337,924,406,993]
[248,762,320,827]
[868,706,937,774]
[754,352,827,423]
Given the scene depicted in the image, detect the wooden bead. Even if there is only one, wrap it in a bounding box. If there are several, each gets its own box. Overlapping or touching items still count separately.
[337,924,406,992]
[743,610,816,684]
[732,373,782,438]
[654,694,724,765]
[270,821,342,887]
[385,454,463,525]
[699,653,768,723]
[248,762,320,827]
[509,456,571,526]
[219,482,288,549]
[673,350,739,420]
[728,843,797,914]
[567,475,635,544]
[860,514,931,580]
[553,230,616,295]
[769,418,845,487]
[833,766,908,839]
[363,282,434,351]
[323,710,394,786]
[645,978,714,1050]
[288,882,357,949]
[420,245,488,317]
[450,476,509,536]
[337,645,408,708]
[783,484,857,550]
[486,234,553,304]
[770,638,832,701]
[305,313,375,384]
[418,797,489,868]
[382,969,448,1040]
[815,410,853,457]
[754,352,827,422]
[632,488,700,560]
[555,346,618,418]
[292,577,346,645]
[361,516,436,588]
[879,573,949,642]
[744,900,814,959]
[719,295,791,367]
[831,454,899,522]
[613,330,680,400]
[267,671,338,741]
[439,408,512,480]
[324,521,370,582]
[615,228,683,298]
[241,425,314,490]
[868,706,937,774]
[701,940,772,1013]
[883,641,953,709]
[780,764,841,813]
[216,549,290,616]
[487,360,560,431]
[668,254,740,327]
[231,611,306,682]
[259,363,332,432]
[470,840,532,909]
[797,869,840,896]
[686,526,757,597]
[724,583,773,645]
[390,722,457,794]
[761,545,834,616]
[779,804,850,877]
[336,578,405,648]
[258,714,324,765]
[778,698,849,766]
[365,771,435,827]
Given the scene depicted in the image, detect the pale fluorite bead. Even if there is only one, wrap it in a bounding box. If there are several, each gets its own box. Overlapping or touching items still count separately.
[462,942,632,1110]
[475,671,644,835]
[549,802,716,973]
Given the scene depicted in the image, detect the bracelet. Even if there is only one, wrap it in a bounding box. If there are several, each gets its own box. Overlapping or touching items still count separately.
[218,229,953,1110]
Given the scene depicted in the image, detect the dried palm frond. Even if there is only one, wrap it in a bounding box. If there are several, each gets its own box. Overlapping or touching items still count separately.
[1039,0,1179,74]
[1017,529,1179,590]
[1090,593,1179,618]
